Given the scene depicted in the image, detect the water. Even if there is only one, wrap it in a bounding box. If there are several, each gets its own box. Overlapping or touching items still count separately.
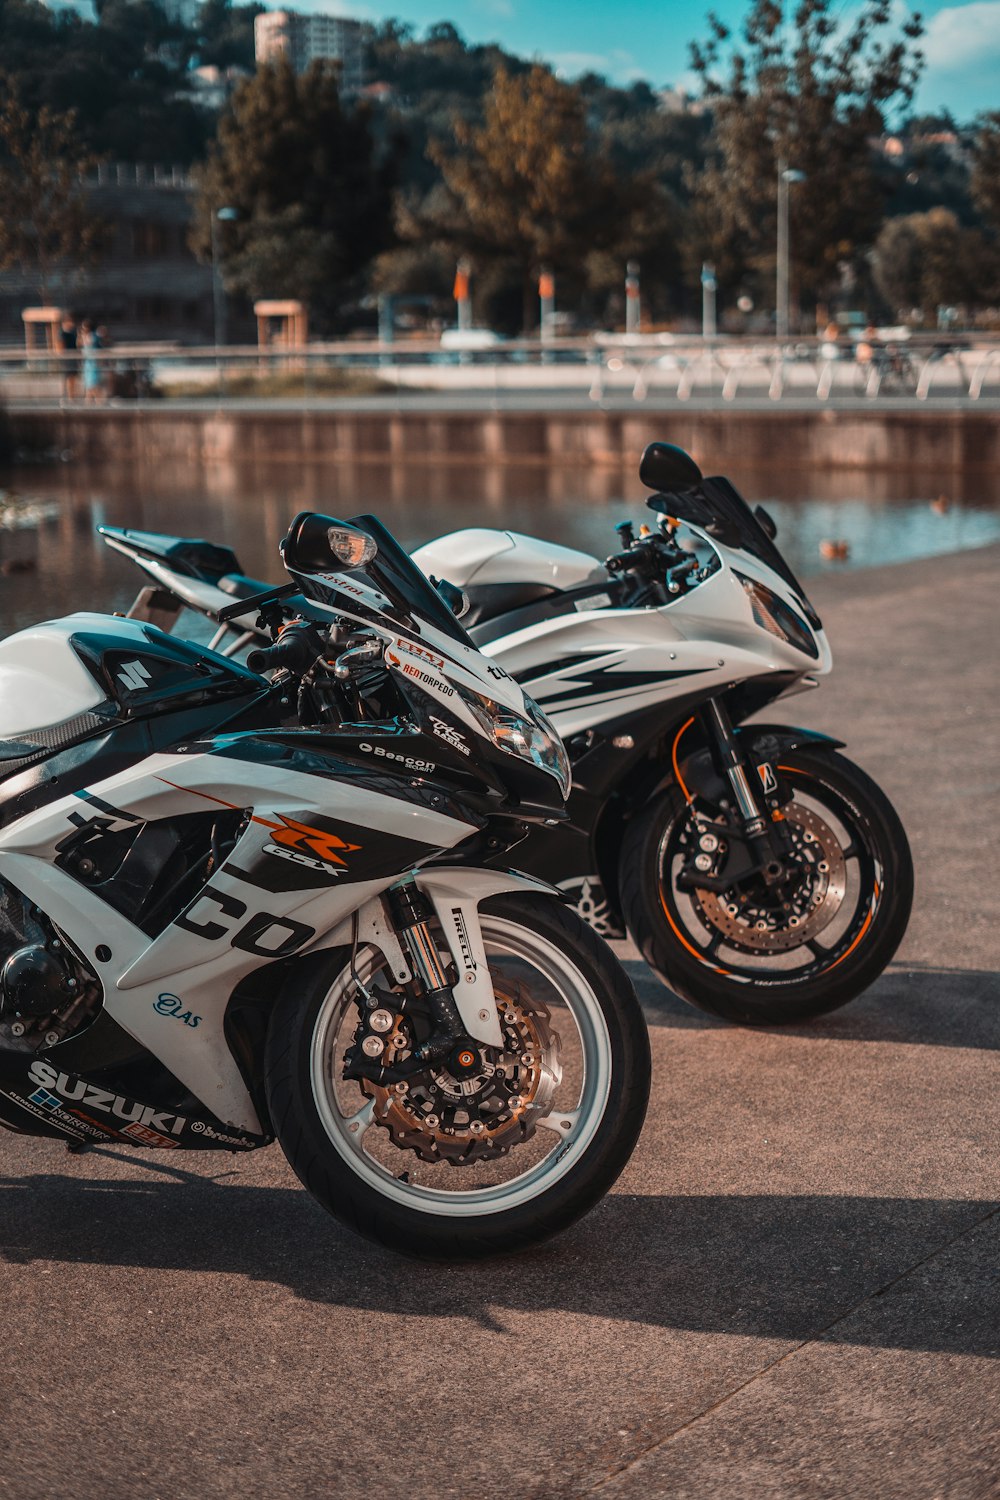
[0,456,998,637]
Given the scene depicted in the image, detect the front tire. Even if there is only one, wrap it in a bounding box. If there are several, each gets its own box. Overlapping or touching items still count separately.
[264,893,650,1258]
[619,748,913,1025]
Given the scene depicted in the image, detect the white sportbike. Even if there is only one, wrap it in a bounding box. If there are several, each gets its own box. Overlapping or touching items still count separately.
[0,510,650,1257]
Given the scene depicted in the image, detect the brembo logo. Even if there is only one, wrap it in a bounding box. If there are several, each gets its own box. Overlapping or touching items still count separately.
[28,1060,187,1136]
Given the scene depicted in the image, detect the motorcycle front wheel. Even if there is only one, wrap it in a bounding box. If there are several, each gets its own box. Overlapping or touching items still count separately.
[264,893,650,1258]
[619,747,913,1026]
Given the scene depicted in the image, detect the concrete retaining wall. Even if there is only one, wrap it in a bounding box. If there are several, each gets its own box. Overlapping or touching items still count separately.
[10,403,1000,472]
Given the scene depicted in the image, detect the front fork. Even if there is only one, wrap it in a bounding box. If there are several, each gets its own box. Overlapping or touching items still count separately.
[699,698,786,886]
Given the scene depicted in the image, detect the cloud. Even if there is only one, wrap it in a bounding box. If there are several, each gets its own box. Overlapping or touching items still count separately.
[470,0,515,16]
[923,0,1000,67]
[551,49,645,84]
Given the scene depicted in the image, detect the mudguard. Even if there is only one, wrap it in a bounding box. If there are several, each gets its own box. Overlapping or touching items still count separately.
[324,867,559,1049]
[676,723,846,806]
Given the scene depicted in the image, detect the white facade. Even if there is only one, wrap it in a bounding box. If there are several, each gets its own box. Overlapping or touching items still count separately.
[254,10,364,93]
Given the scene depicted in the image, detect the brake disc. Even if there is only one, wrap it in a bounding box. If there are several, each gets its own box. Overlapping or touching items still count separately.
[360,978,562,1165]
[694,801,847,953]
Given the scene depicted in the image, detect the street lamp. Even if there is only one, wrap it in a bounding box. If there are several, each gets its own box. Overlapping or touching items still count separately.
[210,206,239,350]
[775,163,805,341]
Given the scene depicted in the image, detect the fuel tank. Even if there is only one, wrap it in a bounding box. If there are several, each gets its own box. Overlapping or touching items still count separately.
[413,529,607,593]
[0,613,260,746]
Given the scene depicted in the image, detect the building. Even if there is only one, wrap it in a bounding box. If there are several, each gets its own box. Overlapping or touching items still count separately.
[254,10,364,93]
[0,167,252,347]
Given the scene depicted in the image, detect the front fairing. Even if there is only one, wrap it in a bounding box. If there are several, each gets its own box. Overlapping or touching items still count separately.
[661,538,833,677]
[283,514,570,814]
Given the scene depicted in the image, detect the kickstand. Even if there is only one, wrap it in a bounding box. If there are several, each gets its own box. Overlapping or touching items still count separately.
[66,1140,90,1155]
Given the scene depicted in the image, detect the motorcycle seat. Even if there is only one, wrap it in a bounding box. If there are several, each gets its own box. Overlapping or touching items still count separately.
[218,573,273,600]
[462,580,559,628]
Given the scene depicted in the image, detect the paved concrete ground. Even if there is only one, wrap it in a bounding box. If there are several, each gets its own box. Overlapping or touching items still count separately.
[1,544,997,1500]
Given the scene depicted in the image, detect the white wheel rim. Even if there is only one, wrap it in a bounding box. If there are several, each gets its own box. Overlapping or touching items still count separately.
[309,915,613,1217]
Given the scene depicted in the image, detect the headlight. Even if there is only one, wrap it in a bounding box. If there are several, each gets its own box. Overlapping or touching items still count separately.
[456,685,572,799]
[736,574,819,659]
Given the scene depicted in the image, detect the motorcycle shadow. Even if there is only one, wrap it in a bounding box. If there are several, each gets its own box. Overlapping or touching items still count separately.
[1,1166,996,1359]
[627,960,1000,1051]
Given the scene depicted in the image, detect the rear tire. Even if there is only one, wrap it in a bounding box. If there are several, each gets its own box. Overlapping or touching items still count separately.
[619,748,913,1025]
[264,893,650,1258]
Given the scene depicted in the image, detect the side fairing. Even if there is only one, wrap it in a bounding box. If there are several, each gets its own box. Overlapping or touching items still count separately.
[483,567,829,740]
[0,747,478,1133]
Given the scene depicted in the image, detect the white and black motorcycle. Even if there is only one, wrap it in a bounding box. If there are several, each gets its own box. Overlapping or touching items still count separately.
[0,510,650,1257]
[101,443,913,1027]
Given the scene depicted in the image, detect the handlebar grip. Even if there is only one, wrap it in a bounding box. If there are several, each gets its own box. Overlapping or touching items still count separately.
[247,630,316,676]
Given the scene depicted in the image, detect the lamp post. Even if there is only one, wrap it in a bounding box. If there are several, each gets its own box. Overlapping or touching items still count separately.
[775,163,805,340]
[625,260,641,334]
[210,206,239,350]
[701,261,717,340]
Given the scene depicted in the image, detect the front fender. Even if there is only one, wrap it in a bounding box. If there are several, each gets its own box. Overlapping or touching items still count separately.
[320,868,559,1049]
[743,724,846,755]
[417,867,559,1047]
[673,722,846,805]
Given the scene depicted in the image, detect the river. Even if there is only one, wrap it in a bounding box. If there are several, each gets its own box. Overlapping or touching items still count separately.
[0,455,998,637]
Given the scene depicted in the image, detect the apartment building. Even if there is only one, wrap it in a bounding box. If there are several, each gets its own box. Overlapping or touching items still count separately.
[254,11,364,93]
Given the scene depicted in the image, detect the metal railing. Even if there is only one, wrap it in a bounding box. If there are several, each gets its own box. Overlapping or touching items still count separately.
[0,333,998,406]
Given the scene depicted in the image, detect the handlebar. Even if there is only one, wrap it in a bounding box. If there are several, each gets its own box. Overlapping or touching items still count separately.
[246,627,319,677]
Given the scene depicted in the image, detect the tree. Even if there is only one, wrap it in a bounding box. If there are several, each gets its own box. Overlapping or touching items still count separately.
[190,58,400,328]
[422,65,674,330]
[0,75,106,303]
[688,0,924,315]
[971,112,1000,233]
[197,0,264,71]
[873,207,998,317]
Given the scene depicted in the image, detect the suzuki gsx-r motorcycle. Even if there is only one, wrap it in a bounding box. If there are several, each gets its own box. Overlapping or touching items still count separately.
[101,443,913,1027]
[0,511,650,1258]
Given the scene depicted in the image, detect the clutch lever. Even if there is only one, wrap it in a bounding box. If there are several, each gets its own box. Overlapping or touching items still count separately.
[217,581,299,623]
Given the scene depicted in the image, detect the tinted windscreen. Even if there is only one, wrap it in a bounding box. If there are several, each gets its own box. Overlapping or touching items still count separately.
[648,478,820,627]
[349,513,476,646]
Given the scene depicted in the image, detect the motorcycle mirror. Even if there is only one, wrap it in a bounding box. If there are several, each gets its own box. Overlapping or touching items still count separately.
[753,504,778,540]
[638,442,703,494]
[282,513,378,574]
[430,575,471,619]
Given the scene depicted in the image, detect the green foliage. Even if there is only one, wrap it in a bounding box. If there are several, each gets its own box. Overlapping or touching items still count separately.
[191,59,399,329]
[197,0,263,71]
[0,74,108,301]
[0,0,212,163]
[871,207,995,316]
[688,0,925,309]
[971,112,1000,234]
[415,65,678,330]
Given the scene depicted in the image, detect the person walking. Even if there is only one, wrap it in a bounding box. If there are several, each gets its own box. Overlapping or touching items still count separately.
[60,315,79,401]
[80,320,104,404]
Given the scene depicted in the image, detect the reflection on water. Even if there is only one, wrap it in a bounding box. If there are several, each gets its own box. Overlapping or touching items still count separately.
[0,456,998,636]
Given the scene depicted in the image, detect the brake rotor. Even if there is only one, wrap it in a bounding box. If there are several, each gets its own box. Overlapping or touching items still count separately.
[693,801,848,953]
[359,978,562,1165]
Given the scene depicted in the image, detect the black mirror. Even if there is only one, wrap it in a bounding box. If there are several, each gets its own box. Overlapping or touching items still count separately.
[638,442,703,494]
[754,504,778,540]
[282,512,378,574]
[430,575,471,619]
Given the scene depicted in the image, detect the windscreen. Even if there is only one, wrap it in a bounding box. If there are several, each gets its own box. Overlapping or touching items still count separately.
[647,478,821,627]
[348,513,476,646]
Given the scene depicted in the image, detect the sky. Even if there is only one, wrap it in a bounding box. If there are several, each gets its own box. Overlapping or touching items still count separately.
[283,0,1000,121]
